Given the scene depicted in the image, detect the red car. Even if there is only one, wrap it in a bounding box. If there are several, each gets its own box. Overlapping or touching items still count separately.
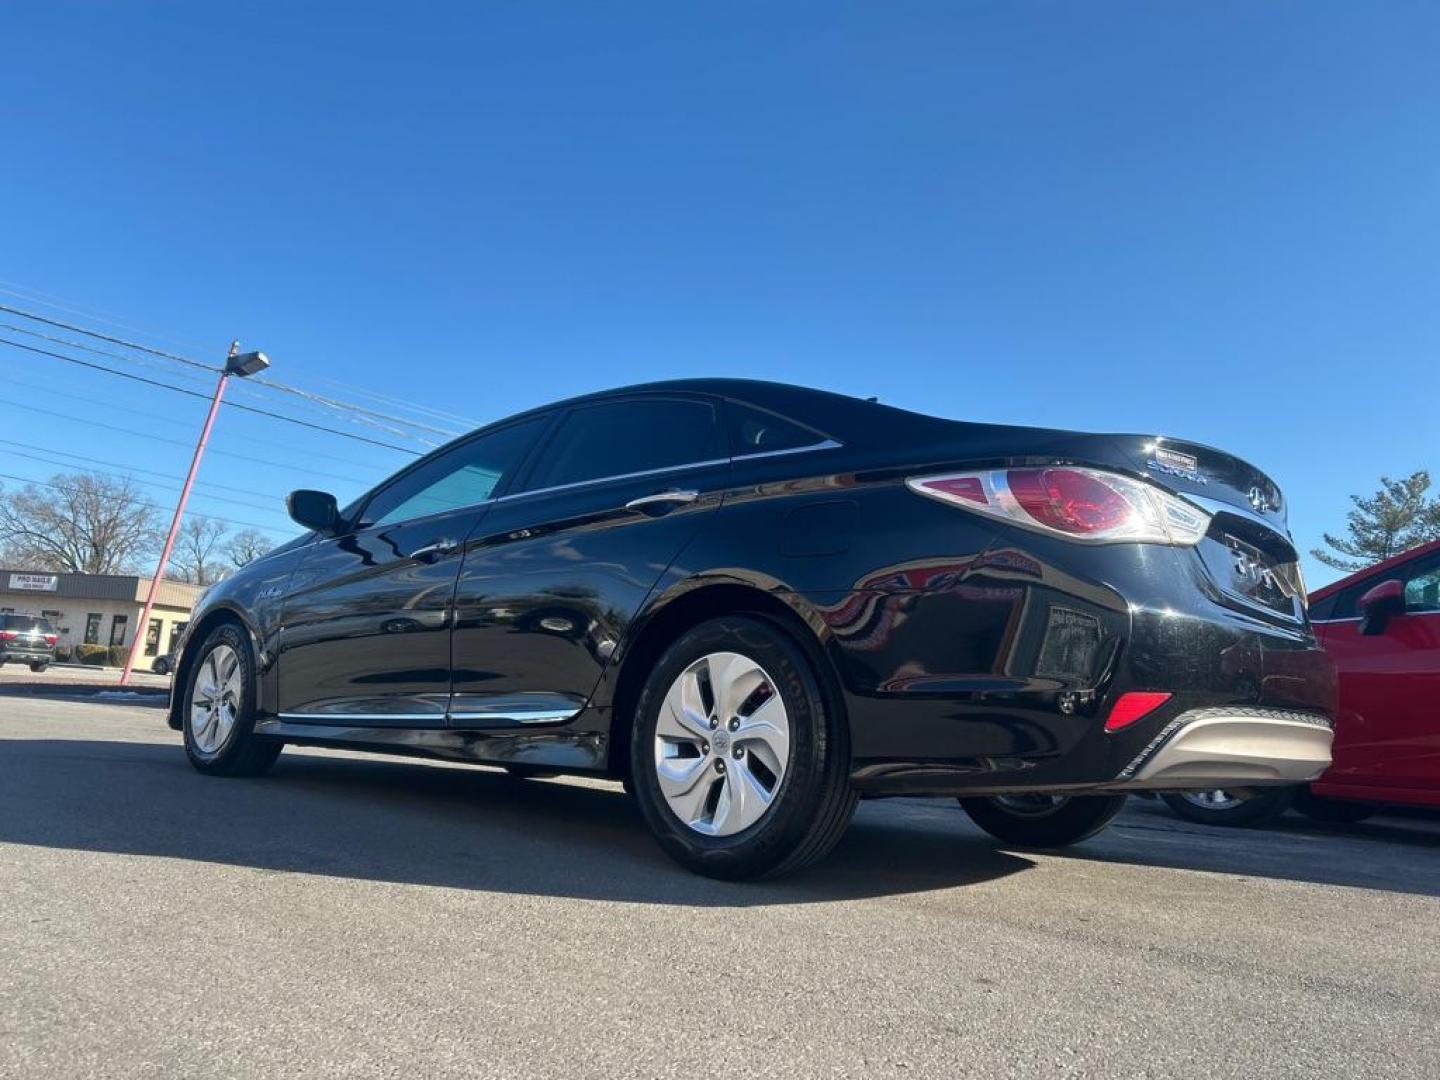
[1163,538,1440,825]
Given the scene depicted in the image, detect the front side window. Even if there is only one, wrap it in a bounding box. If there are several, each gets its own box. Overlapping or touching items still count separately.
[362,416,550,528]
[1401,552,1440,612]
[521,399,720,493]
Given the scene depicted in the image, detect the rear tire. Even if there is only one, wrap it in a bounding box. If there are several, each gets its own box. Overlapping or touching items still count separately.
[181,623,282,778]
[29,662,48,673]
[630,615,856,880]
[959,794,1126,848]
[1293,787,1377,824]
[1160,786,1295,827]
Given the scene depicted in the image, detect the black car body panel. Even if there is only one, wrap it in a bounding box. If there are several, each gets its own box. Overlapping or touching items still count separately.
[168,379,1334,795]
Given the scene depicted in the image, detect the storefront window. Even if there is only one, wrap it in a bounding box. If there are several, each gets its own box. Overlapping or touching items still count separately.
[109,614,128,647]
[144,618,162,657]
[84,613,102,645]
[168,621,188,653]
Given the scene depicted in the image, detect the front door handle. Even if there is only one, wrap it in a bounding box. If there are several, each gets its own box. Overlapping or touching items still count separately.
[408,539,460,564]
[624,489,700,515]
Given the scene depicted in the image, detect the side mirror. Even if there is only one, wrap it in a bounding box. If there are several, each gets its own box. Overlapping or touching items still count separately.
[287,489,341,536]
[1358,578,1405,636]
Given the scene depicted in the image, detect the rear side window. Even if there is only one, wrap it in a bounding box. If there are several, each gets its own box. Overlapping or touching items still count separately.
[522,399,720,492]
[725,402,828,457]
[0,614,51,633]
[363,415,549,527]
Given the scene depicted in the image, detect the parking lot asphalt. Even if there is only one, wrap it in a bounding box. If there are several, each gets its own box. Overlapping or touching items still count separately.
[1,698,1437,1079]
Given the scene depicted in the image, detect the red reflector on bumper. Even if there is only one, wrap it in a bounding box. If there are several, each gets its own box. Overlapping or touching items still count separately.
[1104,691,1173,732]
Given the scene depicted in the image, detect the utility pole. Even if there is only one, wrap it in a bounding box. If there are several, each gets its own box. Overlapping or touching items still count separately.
[120,341,269,687]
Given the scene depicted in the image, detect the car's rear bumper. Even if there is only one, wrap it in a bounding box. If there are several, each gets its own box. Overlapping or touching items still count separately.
[1109,707,1332,789]
[827,539,1337,797]
[0,648,54,663]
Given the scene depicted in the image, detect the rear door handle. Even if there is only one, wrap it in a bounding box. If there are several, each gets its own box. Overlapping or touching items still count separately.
[408,539,460,563]
[624,489,700,515]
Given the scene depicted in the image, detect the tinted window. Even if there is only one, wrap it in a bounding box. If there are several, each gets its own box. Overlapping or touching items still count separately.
[522,399,720,492]
[363,416,548,527]
[726,402,826,456]
[1306,593,1338,622]
[1331,582,1367,621]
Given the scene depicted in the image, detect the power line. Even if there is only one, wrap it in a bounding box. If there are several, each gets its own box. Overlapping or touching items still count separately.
[0,394,378,488]
[0,443,292,521]
[0,368,400,480]
[0,296,474,438]
[0,335,427,454]
[0,470,291,536]
[0,302,214,372]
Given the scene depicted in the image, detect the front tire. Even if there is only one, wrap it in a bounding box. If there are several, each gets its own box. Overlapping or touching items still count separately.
[29,662,48,673]
[960,794,1126,848]
[630,616,856,880]
[182,623,282,777]
[1160,786,1296,827]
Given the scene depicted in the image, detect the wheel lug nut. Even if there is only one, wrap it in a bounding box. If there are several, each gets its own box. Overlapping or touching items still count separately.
[709,717,719,730]
[731,746,743,760]
[714,759,726,774]
[701,741,709,755]
[728,718,740,732]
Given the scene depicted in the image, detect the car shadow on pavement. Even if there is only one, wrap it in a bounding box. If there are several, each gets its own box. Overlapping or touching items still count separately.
[1062,797,1440,897]
[0,738,1033,905]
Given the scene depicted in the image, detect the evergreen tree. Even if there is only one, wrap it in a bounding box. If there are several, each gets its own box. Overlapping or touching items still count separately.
[1312,470,1440,572]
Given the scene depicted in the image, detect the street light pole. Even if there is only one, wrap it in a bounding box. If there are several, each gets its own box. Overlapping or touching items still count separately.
[119,341,269,687]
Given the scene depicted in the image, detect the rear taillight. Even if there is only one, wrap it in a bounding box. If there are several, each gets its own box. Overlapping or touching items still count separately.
[0,630,14,641]
[44,634,57,645]
[907,467,1210,545]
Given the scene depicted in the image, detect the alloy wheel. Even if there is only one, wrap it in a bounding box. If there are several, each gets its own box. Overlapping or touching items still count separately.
[653,650,791,836]
[1180,789,1246,811]
[190,643,242,754]
[992,794,1071,818]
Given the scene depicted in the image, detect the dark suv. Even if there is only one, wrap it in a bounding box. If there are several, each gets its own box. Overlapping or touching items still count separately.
[0,614,58,672]
[167,379,1336,879]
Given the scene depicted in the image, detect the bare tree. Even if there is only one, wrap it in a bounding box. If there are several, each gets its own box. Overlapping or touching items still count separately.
[0,473,161,574]
[226,527,274,568]
[169,515,230,586]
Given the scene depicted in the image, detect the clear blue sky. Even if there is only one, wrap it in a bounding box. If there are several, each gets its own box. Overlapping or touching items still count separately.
[3,2,1437,586]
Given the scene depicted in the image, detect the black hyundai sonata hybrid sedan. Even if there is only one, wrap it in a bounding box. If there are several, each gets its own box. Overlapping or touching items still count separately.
[169,379,1335,878]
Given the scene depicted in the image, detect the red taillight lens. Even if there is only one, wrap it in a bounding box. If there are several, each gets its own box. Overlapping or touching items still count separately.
[44,634,57,645]
[1104,691,1173,732]
[0,630,15,641]
[1008,468,1131,535]
[906,466,1211,545]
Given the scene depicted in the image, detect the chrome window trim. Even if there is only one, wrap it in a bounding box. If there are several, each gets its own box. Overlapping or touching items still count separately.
[309,433,842,534]
[731,438,842,462]
[1309,610,1440,625]
[498,457,732,503]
